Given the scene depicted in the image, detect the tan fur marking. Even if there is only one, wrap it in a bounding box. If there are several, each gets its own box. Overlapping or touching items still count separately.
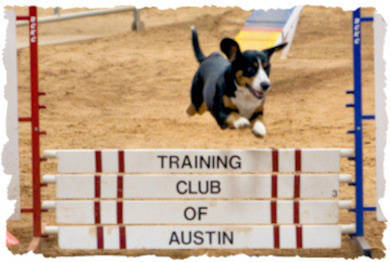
[187,103,208,116]
[198,102,208,114]
[235,70,254,87]
[225,112,241,128]
[186,104,196,116]
[235,70,244,86]
[251,114,263,125]
[228,46,238,62]
[223,95,237,110]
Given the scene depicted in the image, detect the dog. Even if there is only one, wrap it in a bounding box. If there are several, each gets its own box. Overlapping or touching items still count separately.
[186,27,287,137]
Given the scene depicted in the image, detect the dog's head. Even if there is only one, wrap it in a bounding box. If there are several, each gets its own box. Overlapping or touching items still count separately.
[220,38,287,99]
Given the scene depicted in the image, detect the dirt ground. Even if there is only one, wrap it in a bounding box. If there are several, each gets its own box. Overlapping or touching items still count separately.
[7,5,385,258]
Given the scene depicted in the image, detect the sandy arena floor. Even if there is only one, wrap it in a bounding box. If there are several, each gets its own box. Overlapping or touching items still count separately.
[7,5,385,258]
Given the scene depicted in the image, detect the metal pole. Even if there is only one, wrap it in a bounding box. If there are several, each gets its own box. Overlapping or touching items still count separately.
[29,5,42,239]
[16,7,137,26]
[352,8,364,237]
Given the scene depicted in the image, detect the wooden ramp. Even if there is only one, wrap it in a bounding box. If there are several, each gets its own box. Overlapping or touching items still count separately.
[235,6,303,58]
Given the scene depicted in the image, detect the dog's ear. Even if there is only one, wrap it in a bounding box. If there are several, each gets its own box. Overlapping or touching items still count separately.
[220,38,241,62]
[262,42,288,58]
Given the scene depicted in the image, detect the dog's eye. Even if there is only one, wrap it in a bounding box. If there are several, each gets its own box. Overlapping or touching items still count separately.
[262,62,269,68]
[244,67,256,76]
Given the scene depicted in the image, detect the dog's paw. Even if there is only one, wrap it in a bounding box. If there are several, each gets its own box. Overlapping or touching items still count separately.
[252,121,266,137]
[186,104,196,116]
[233,117,250,129]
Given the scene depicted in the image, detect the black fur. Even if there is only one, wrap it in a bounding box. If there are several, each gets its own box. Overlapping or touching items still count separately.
[191,27,206,63]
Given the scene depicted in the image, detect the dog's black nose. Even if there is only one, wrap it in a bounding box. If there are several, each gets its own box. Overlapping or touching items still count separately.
[261,82,270,90]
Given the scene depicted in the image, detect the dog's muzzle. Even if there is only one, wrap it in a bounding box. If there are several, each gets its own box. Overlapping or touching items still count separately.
[245,83,265,99]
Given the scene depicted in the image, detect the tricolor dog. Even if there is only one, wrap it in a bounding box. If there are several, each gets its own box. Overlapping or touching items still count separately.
[187,27,287,137]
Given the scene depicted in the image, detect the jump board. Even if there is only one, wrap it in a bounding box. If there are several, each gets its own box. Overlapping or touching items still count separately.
[43,199,351,225]
[43,174,351,199]
[44,148,353,173]
[47,224,354,250]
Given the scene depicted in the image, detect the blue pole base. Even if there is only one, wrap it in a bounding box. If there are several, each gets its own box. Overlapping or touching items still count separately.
[351,236,373,257]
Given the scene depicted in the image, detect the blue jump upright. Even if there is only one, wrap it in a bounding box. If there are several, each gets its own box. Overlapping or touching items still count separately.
[346,8,376,257]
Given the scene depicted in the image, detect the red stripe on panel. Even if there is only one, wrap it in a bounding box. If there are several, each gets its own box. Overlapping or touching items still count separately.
[117,201,123,224]
[95,150,102,172]
[293,200,300,224]
[271,174,278,198]
[119,226,126,249]
[94,201,101,224]
[118,150,125,173]
[296,225,303,248]
[295,149,301,172]
[97,226,104,249]
[273,225,280,248]
[94,175,101,198]
[117,175,123,198]
[272,149,279,172]
[294,175,301,198]
[271,200,277,224]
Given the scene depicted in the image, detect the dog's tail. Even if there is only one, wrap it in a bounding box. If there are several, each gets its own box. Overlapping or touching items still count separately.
[191,26,206,63]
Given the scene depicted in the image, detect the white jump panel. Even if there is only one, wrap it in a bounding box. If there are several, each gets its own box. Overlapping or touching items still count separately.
[46,200,349,225]
[44,148,352,173]
[43,174,351,199]
[53,225,348,249]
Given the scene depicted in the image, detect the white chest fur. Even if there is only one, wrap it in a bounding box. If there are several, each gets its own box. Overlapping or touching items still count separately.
[231,85,264,119]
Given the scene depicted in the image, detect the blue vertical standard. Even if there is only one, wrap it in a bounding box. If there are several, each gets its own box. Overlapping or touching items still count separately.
[347,8,375,240]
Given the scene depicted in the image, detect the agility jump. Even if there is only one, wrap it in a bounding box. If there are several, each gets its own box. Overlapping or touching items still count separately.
[42,148,354,249]
[6,6,382,257]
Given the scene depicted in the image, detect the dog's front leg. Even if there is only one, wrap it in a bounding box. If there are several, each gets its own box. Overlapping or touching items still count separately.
[225,112,250,129]
[251,114,266,137]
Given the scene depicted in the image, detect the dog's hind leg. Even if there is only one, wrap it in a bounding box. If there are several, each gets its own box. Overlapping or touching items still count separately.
[187,72,207,116]
[187,102,207,116]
